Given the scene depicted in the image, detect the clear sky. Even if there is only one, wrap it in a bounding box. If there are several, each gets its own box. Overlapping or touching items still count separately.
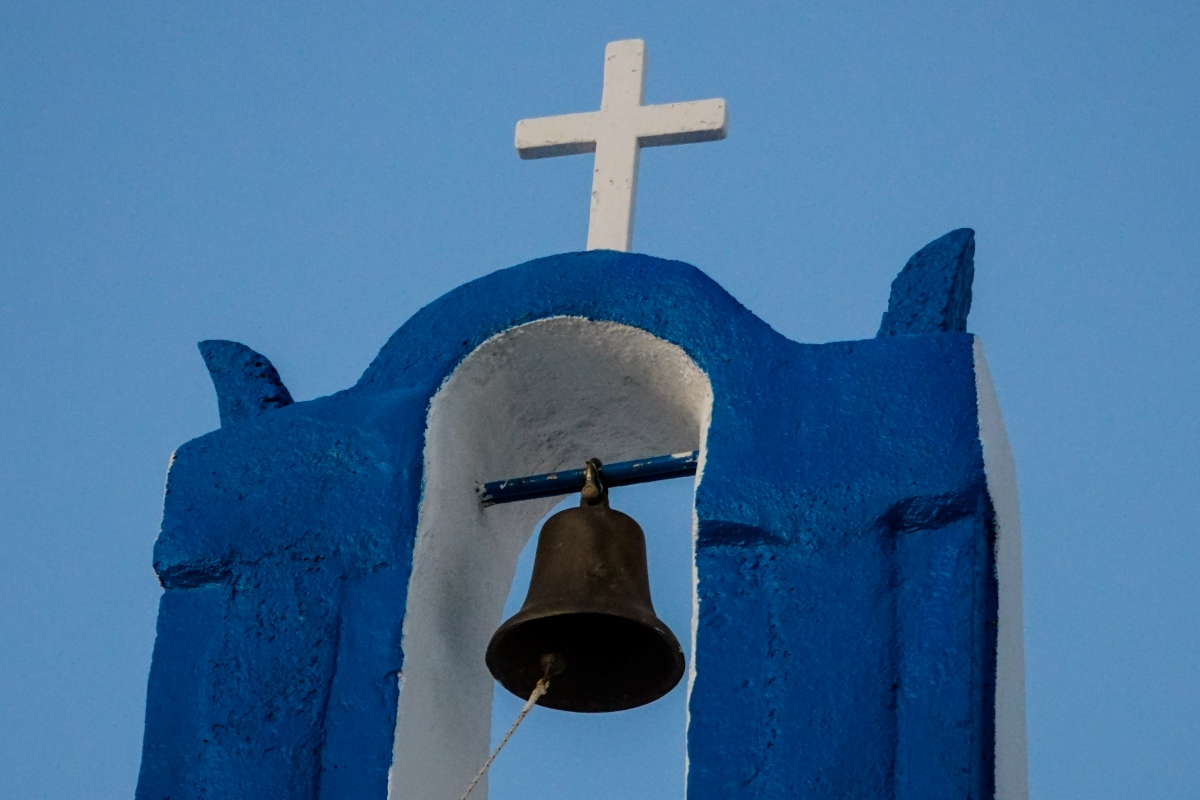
[2,1,1197,798]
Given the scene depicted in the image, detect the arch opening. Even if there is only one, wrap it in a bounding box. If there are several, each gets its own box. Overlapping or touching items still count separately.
[388,318,713,800]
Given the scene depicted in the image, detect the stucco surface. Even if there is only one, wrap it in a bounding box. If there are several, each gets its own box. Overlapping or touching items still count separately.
[138,239,1023,800]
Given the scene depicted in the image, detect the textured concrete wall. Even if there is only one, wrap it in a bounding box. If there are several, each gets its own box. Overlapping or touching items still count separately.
[137,232,1025,800]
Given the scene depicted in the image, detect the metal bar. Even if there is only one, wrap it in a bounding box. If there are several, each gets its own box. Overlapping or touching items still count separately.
[480,450,699,506]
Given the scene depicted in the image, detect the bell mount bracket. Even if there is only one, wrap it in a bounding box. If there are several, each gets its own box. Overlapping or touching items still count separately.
[479,450,699,507]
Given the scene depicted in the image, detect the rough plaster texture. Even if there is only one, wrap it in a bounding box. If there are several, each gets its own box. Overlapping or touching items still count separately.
[198,339,294,426]
[878,228,975,337]
[138,238,1026,800]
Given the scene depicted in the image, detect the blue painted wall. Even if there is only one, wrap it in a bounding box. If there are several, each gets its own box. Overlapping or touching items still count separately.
[138,231,1001,799]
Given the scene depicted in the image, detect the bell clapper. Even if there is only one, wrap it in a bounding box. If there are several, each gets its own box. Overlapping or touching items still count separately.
[540,652,567,678]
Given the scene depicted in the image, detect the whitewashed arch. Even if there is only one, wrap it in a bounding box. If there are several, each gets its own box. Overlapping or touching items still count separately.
[388,317,714,800]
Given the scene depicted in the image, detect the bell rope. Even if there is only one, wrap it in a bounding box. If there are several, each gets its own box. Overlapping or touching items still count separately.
[456,676,550,800]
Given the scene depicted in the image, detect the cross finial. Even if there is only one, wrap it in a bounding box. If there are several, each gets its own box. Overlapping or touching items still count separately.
[516,39,727,252]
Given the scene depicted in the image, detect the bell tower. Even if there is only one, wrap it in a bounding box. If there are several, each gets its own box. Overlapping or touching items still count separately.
[135,39,1026,800]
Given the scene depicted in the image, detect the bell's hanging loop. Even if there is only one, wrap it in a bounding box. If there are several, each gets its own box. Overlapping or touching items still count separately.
[580,458,606,506]
[485,457,685,713]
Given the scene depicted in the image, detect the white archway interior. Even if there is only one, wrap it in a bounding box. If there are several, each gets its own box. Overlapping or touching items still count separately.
[388,317,714,800]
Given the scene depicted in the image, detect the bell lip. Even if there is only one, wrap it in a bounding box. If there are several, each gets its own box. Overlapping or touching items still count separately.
[485,608,687,713]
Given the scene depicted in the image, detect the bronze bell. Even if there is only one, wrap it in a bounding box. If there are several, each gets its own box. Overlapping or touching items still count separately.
[486,460,685,713]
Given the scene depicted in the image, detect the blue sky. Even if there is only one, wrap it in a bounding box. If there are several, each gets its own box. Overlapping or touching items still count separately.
[2,1,1198,798]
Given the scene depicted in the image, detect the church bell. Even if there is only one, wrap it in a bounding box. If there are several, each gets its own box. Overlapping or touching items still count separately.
[485,460,685,713]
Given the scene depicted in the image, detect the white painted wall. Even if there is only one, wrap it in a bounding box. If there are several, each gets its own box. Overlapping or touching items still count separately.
[973,337,1030,800]
[388,318,713,800]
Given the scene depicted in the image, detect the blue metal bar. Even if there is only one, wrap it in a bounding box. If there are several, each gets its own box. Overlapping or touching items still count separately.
[480,450,699,506]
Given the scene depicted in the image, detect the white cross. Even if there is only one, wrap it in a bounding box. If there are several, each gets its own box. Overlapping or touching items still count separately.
[515,39,727,252]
